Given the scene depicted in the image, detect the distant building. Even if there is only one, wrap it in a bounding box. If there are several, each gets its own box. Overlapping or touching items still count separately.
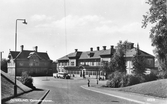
[124,43,155,74]
[57,42,155,77]
[7,45,54,76]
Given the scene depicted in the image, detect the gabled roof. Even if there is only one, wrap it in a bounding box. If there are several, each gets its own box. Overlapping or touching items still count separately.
[57,48,115,61]
[57,46,154,61]
[9,50,50,60]
[79,49,112,59]
[57,51,82,61]
[125,48,154,58]
[138,49,154,57]
[57,55,69,61]
[10,51,20,59]
[68,51,82,58]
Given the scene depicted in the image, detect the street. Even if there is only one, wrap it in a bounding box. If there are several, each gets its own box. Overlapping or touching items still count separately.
[33,77,138,104]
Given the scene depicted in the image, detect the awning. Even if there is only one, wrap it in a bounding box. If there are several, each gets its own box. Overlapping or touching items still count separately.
[64,66,100,71]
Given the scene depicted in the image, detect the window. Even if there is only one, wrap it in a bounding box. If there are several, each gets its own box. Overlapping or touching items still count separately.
[97,62,101,66]
[60,62,62,66]
[147,58,153,67]
[19,62,24,66]
[71,62,74,66]
[126,61,133,69]
[92,62,94,66]
[69,59,76,66]
[35,62,39,66]
[29,63,33,66]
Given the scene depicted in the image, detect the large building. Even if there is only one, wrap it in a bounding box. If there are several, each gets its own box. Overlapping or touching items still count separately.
[7,45,55,76]
[57,42,155,78]
[57,45,114,78]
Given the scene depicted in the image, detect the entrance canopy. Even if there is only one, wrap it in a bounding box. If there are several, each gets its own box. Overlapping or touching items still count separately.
[64,65,100,71]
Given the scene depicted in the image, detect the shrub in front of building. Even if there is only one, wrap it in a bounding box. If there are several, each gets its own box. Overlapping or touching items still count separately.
[106,71,148,88]
[144,72,158,82]
[20,71,36,89]
[157,70,167,79]
[106,71,126,88]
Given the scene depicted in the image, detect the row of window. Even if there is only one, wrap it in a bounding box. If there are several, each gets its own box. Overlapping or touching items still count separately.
[125,58,154,68]
[58,59,154,67]
[58,61,101,67]
[18,62,48,67]
[58,62,69,66]
[79,62,101,66]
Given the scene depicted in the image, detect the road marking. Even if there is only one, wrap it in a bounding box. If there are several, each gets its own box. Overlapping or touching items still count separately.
[81,86,150,104]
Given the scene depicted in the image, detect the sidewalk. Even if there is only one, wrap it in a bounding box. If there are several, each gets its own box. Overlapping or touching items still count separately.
[2,76,50,104]
[81,84,167,104]
[3,89,50,104]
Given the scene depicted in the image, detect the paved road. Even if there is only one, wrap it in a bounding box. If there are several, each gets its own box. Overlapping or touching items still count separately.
[33,77,138,104]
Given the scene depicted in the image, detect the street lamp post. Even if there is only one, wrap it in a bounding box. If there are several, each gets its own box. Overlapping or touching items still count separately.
[0,51,4,70]
[15,19,27,51]
[14,19,27,96]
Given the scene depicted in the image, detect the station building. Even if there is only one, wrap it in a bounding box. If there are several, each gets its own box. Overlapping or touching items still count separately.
[57,42,155,78]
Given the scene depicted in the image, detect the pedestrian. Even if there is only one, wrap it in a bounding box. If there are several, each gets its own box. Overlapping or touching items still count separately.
[87,79,90,87]
[97,79,98,85]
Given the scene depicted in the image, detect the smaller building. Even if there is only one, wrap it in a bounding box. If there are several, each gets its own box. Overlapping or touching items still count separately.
[124,43,155,74]
[7,45,54,76]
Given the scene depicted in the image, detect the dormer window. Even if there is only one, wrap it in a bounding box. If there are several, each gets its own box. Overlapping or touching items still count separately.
[88,52,94,57]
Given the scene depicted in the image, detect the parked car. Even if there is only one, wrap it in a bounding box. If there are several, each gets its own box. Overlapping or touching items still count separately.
[53,73,58,78]
[56,72,71,79]
[65,74,71,79]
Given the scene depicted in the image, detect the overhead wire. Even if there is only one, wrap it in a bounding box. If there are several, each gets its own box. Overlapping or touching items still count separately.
[64,0,70,103]
[64,0,67,55]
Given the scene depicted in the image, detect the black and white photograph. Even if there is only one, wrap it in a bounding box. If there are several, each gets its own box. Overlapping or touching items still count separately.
[0,0,167,104]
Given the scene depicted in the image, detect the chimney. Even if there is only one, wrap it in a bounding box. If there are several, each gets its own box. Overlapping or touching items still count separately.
[111,45,114,50]
[34,46,38,52]
[125,43,134,49]
[103,46,106,50]
[20,45,24,52]
[131,43,134,49]
[110,45,114,55]
[97,47,100,51]
[90,47,93,51]
[75,49,78,52]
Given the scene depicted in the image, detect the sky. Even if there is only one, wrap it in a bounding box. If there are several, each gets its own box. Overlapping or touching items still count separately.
[0,0,154,61]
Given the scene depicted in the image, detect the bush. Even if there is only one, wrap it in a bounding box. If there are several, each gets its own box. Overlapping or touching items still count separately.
[144,72,158,82]
[157,70,167,79]
[119,74,130,87]
[21,71,36,89]
[107,71,126,88]
[127,75,141,86]
[106,71,146,88]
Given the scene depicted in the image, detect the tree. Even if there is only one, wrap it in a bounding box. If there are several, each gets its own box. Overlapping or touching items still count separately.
[109,41,126,73]
[132,55,147,75]
[132,43,147,75]
[142,0,167,71]
[100,61,111,79]
[1,59,8,73]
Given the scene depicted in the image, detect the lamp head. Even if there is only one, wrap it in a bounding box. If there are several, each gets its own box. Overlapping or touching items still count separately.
[22,19,27,24]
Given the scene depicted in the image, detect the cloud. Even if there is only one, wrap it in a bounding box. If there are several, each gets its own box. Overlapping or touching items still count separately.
[53,15,103,29]
[33,15,142,37]
[30,14,53,22]
[94,22,142,34]
[121,22,142,33]
[34,14,106,29]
